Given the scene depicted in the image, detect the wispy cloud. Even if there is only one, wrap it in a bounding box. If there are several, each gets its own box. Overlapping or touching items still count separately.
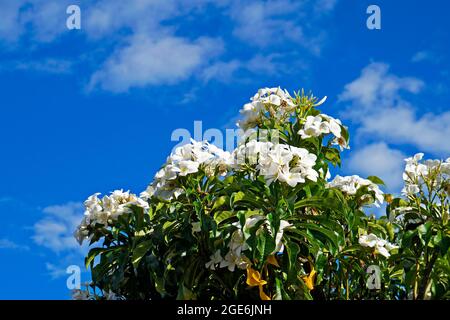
[89,35,223,92]
[339,62,450,155]
[0,0,339,93]
[32,201,89,279]
[33,202,86,253]
[345,142,406,193]
[0,238,30,251]
[5,59,73,74]
[229,0,331,54]
[411,50,442,64]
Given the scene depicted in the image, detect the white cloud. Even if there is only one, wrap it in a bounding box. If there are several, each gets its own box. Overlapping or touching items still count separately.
[339,63,423,107]
[0,1,73,44]
[0,238,30,251]
[32,202,91,280]
[411,51,441,64]
[33,202,86,253]
[230,0,304,48]
[11,59,73,74]
[228,0,334,54]
[201,54,282,83]
[0,0,339,92]
[314,0,338,12]
[202,60,242,83]
[339,62,450,155]
[45,262,69,279]
[89,35,223,92]
[0,1,26,43]
[346,142,406,192]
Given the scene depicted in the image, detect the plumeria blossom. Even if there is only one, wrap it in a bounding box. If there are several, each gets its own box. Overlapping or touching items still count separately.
[298,114,339,139]
[233,140,318,187]
[141,140,232,201]
[273,220,293,254]
[218,228,251,272]
[74,190,149,245]
[205,250,223,271]
[359,233,399,258]
[327,175,384,207]
[209,217,291,273]
[237,87,296,130]
[402,153,450,196]
[297,114,349,151]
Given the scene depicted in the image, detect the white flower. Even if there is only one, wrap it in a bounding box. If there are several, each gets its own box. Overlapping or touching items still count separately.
[376,246,391,258]
[205,250,223,270]
[278,169,304,187]
[359,233,398,258]
[176,160,200,176]
[71,289,91,300]
[321,114,342,137]
[145,140,231,200]
[244,215,266,230]
[298,114,344,142]
[237,87,296,130]
[219,251,240,272]
[401,184,420,196]
[401,153,450,198]
[191,222,201,233]
[75,190,149,244]
[229,229,249,256]
[358,234,379,248]
[327,175,384,207]
[319,168,331,180]
[384,242,399,251]
[234,140,318,187]
[298,116,325,139]
[273,220,292,254]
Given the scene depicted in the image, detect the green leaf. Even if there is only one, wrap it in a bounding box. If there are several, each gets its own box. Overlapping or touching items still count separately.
[256,229,275,263]
[132,240,152,269]
[231,191,245,206]
[294,196,338,210]
[324,147,341,167]
[367,176,385,186]
[213,210,236,225]
[285,241,300,282]
[300,223,340,252]
[177,284,196,300]
[85,247,107,269]
[212,196,228,211]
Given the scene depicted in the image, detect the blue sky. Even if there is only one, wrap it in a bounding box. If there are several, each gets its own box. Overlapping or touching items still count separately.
[0,0,449,299]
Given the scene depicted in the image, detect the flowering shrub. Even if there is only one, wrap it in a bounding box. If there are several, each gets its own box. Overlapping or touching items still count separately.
[74,87,449,300]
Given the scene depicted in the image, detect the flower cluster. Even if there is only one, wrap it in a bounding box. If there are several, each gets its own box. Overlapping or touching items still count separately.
[233,140,318,187]
[141,140,232,201]
[205,215,292,272]
[298,114,349,150]
[237,87,296,130]
[206,227,251,272]
[402,153,450,196]
[358,233,399,258]
[327,175,384,207]
[77,86,444,301]
[74,190,149,245]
